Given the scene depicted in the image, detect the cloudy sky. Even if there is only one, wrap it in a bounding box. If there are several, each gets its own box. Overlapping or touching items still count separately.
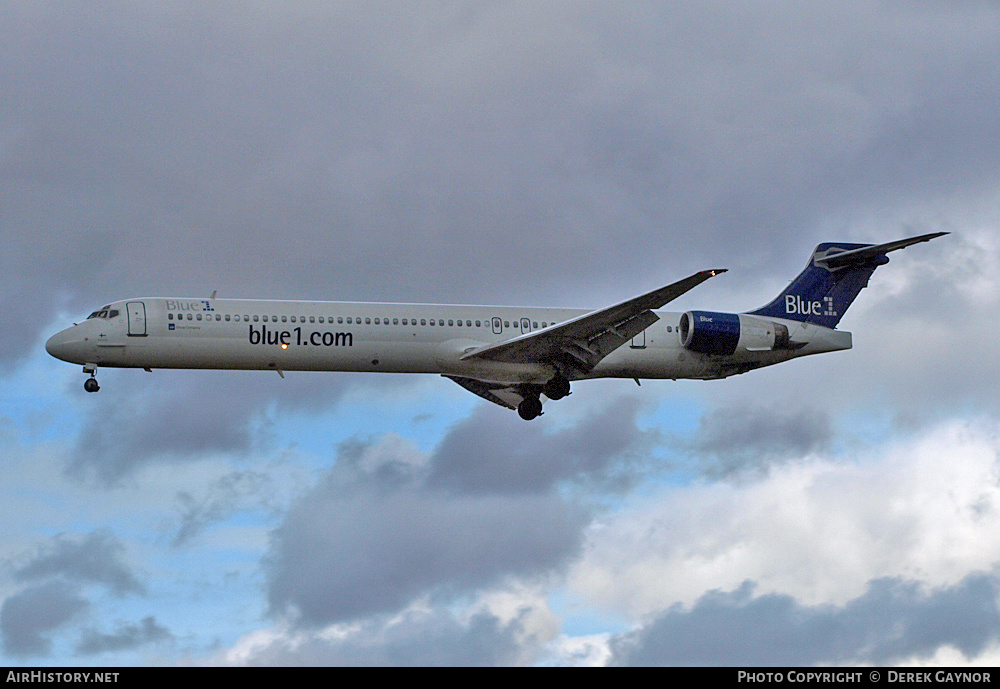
[3,1,1000,666]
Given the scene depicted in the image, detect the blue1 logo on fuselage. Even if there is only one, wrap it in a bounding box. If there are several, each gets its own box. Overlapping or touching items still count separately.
[166,300,214,312]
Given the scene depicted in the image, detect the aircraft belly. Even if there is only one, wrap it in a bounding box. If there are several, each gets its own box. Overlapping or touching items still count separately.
[590,346,701,379]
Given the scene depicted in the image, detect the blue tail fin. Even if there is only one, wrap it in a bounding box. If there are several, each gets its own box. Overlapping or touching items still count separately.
[749,232,947,329]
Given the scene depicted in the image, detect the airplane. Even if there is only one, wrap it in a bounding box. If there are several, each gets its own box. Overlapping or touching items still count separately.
[46,232,946,420]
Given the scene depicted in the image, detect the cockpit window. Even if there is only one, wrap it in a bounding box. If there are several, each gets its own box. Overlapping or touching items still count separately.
[86,307,118,320]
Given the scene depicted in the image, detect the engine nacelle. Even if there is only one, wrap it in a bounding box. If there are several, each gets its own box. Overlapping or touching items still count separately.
[679,311,791,355]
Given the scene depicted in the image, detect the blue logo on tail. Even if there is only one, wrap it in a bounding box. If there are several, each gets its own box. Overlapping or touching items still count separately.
[784,295,837,318]
[751,242,880,328]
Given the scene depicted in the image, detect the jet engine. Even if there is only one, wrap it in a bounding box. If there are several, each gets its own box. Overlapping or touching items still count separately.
[679,311,792,356]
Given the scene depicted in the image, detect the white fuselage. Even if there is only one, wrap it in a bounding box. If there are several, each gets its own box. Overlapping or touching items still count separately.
[46,297,852,385]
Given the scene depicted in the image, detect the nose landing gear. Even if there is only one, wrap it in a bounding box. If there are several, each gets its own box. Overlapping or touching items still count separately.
[83,364,100,393]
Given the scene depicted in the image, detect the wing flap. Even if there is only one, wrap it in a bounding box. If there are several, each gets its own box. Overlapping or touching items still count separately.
[443,375,522,410]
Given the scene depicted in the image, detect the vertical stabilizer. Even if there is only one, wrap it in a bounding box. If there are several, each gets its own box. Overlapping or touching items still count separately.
[749,232,947,328]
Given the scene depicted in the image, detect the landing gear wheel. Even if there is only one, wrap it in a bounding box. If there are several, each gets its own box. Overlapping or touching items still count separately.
[84,377,100,393]
[517,395,543,421]
[543,375,571,400]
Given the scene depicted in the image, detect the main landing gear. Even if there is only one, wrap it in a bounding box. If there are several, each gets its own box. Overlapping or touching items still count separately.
[517,375,572,420]
[543,374,571,400]
[83,364,100,393]
[517,395,543,421]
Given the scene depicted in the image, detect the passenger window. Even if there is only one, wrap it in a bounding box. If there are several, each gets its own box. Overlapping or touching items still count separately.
[393,318,398,325]
[504,321,509,328]
[281,316,287,323]
[533,322,538,329]
[365,318,371,324]
[347,317,352,324]
[421,319,426,326]
[310,317,316,323]
[253,315,259,322]
[290,316,296,323]
[374,318,380,325]
[448,320,454,326]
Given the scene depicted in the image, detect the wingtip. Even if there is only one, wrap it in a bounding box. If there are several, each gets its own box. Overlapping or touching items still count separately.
[906,230,949,243]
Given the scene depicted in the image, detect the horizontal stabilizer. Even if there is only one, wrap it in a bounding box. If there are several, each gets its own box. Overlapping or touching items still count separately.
[817,232,949,269]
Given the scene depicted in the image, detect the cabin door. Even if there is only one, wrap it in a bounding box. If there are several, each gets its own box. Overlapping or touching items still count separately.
[127,302,147,336]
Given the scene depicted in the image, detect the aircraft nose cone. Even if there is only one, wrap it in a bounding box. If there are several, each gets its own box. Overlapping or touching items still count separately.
[45,329,77,362]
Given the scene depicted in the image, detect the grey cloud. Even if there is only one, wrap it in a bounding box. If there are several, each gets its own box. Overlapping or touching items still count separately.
[428,396,654,494]
[227,609,528,667]
[76,616,173,656]
[15,530,144,596]
[685,403,833,478]
[0,582,89,657]
[267,475,588,625]
[8,3,1000,368]
[264,400,656,625]
[66,369,364,484]
[610,573,1000,666]
[173,470,275,547]
[840,231,1000,420]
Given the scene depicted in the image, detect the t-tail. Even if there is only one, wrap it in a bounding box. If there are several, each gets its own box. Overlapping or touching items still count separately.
[749,232,948,329]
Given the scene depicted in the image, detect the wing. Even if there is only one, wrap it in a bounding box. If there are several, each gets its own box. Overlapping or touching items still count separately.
[460,269,726,375]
